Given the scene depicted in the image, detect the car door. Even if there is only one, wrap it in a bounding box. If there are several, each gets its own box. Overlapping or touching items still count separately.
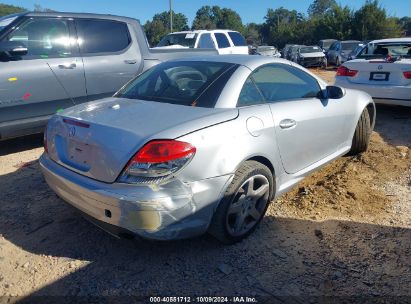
[213,32,232,55]
[74,18,142,101]
[250,63,349,174]
[0,16,86,138]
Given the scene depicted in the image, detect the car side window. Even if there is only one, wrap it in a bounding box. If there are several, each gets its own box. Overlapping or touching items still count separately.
[329,42,336,51]
[3,17,72,59]
[227,32,246,46]
[198,33,215,49]
[250,64,321,102]
[214,33,230,49]
[237,78,265,107]
[75,19,131,54]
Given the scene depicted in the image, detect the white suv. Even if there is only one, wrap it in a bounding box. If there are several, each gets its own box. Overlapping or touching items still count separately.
[155,30,248,55]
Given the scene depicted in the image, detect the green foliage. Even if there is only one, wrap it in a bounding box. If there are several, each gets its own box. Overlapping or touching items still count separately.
[261,7,307,46]
[144,10,189,46]
[400,17,411,36]
[0,3,25,17]
[243,23,261,45]
[192,5,243,32]
[310,5,354,41]
[308,0,337,17]
[352,0,403,40]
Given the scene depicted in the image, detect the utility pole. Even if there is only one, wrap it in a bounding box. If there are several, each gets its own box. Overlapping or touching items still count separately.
[169,0,173,33]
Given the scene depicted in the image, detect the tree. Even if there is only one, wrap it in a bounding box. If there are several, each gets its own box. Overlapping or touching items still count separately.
[243,23,261,45]
[399,17,411,36]
[0,3,25,17]
[308,0,337,17]
[310,4,354,41]
[261,7,307,47]
[192,6,217,30]
[192,6,243,32]
[144,10,189,46]
[352,0,403,40]
[216,8,243,32]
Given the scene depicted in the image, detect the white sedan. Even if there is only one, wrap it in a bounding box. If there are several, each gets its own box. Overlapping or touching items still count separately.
[335,38,411,107]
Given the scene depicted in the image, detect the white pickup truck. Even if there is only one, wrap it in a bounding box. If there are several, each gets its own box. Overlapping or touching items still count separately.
[155,30,249,55]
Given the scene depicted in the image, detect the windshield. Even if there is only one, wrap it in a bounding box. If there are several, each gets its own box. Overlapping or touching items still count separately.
[358,43,411,59]
[157,33,198,48]
[0,15,19,32]
[321,40,335,49]
[342,42,360,51]
[300,46,321,53]
[115,61,237,108]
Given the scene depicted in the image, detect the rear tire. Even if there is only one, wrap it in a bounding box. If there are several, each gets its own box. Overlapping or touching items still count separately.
[208,161,273,244]
[348,108,371,155]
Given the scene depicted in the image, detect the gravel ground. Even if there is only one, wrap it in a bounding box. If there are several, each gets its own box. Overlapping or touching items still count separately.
[0,70,410,302]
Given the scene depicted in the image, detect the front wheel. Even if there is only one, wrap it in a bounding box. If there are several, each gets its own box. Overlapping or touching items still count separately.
[208,161,273,244]
[348,108,371,155]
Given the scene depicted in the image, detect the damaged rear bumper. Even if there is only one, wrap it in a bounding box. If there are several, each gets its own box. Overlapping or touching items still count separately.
[39,154,232,240]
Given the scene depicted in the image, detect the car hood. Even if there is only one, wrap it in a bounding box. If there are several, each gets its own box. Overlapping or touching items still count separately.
[46,97,239,183]
[300,52,325,58]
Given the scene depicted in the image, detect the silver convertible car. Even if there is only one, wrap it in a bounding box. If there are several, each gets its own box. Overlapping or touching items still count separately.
[40,55,375,243]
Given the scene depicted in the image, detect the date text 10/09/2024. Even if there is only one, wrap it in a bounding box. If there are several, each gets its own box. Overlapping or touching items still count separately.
[149,296,258,303]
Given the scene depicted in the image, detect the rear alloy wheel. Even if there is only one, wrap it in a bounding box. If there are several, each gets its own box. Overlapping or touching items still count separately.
[348,107,371,155]
[208,161,273,244]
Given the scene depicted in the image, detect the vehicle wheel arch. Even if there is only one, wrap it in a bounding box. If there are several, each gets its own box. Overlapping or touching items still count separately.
[366,102,376,130]
[233,155,277,198]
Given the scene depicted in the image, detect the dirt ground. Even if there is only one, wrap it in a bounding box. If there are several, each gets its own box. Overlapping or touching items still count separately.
[0,70,410,302]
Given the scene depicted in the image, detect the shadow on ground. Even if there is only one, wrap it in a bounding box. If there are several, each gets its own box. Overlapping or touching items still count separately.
[373,105,411,147]
[0,134,43,156]
[0,162,409,300]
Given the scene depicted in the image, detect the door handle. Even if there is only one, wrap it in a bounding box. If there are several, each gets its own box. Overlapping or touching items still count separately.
[279,119,297,129]
[58,63,76,69]
[124,59,137,64]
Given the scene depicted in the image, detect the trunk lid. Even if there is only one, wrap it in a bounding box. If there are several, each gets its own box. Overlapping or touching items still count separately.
[343,58,411,86]
[47,97,238,183]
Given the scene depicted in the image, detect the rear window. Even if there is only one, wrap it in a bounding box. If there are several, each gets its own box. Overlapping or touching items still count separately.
[115,61,238,108]
[214,33,231,49]
[228,32,246,46]
[157,33,198,48]
[341,42,360,51]
[76,19,131,54]
[358,43,411,59]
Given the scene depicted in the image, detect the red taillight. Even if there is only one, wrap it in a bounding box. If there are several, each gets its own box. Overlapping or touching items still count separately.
[43,127,48,154]
[132,140,196,163]
[119,140,196,184]
[336,66,358,77]
[403,71,411,79]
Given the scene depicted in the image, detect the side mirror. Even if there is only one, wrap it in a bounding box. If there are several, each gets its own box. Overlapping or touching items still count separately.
[322,86,345,99]
[0,41,28,57]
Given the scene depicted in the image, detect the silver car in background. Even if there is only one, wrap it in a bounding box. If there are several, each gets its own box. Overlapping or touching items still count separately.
[327,40,362,66]
[296,45,327,68]
[40,55,375,243]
